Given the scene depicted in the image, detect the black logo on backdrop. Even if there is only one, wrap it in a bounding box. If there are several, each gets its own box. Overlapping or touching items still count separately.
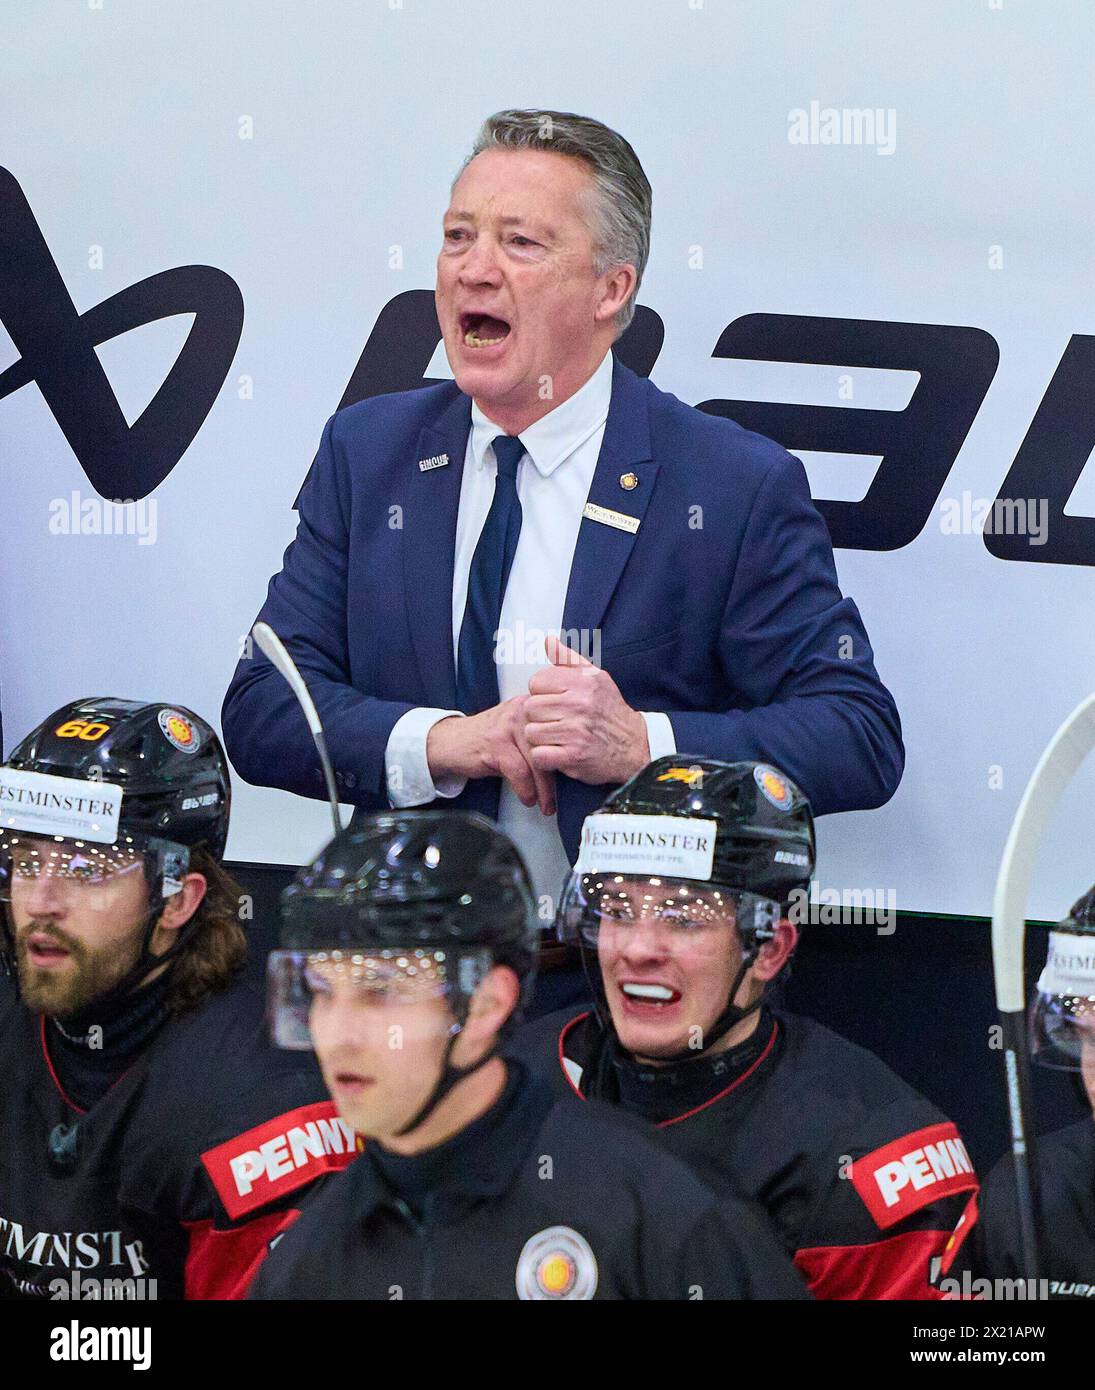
[3,171,1093,563]
[339,292,1095,567]
[0,167,243,501]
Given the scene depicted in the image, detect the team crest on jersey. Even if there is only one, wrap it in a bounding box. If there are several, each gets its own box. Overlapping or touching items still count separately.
[754,764,793,811]
[515,1226,598,1300]
[158,709,198,754]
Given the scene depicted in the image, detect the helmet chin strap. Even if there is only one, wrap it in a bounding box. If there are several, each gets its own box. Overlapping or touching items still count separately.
[55,877,201,1020]
[388,952,508,1140]
[87,907,193,1014]
[659,955,764,1065]
[585,944,767,1068]
[390,1016,500,1139]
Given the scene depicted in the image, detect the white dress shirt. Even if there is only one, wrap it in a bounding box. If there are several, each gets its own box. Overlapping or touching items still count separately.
[384,350,675,910]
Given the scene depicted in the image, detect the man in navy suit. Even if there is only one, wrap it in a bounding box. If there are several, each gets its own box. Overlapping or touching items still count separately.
[222,109,903,909]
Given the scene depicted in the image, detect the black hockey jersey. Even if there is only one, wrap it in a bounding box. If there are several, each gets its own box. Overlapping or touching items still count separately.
[511,1006,979,1299]
[942,1118,1095,1300]
[251,1060,809,1301]
[0,974,357,1300]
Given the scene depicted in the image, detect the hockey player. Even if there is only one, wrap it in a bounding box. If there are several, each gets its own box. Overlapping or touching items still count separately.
[250,807,808,1300]
[940,884,1095,1299]
[0,699,356,1300]
[511,756,980,1299]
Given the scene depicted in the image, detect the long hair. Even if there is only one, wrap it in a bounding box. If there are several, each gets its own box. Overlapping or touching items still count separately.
[167,846,248,1013]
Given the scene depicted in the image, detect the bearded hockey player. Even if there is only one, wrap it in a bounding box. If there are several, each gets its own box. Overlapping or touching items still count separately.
[940,884,1095,1299]
[511,756,980,1300]
[251,807,808,1300]
[0,699,356,1300]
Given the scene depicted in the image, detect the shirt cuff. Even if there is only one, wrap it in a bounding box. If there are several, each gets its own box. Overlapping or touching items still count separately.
[640,712,677,764]
[385,708,467,805]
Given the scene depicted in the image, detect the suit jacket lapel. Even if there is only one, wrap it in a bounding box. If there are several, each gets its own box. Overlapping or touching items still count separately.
[562,355,659,645]
[403,389,471,708]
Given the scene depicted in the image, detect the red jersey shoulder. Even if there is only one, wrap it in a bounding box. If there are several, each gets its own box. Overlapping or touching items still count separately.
[201,1100,363,1220]
[852,1121,978,1230]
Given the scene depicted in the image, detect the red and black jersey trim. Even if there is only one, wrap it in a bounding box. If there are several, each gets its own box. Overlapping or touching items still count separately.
[557,1010,780,1128]
[40,1015,86,1116]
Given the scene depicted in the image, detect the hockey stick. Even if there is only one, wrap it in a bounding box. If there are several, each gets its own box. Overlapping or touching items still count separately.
[251,621,343,838]
[992,691,1095,1279]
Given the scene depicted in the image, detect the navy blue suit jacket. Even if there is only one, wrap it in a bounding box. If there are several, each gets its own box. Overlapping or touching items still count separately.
[222,356,903,860]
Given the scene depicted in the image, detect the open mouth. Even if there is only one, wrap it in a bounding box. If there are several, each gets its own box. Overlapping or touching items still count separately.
[460,311,512,348]
[26,934,72,966]
[619,981,683,1009]
[332,1070,374,1094]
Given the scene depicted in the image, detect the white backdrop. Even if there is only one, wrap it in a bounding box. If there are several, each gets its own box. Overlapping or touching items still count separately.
[2,0,1093,919]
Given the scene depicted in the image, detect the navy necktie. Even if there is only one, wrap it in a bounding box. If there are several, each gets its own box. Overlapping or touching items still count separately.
[456,434,525,714]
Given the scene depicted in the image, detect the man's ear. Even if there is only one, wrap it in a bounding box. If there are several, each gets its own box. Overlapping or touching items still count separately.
[154,872,207,938]
[593,263,637,325]
[752,920,798,983]
[462,965,520,1043]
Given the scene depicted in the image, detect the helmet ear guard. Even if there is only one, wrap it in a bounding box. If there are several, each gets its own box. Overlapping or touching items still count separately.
[150,840,191,899]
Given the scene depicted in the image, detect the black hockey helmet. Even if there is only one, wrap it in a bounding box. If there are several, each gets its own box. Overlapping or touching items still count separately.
[269,809,538,1042]
[0,697,231,990]
[557,756,815,1060]
[1031,883,1095,1073]
[269,809,539,1135]
[585,756,814,907]
[3,697,230,858]
[278,809,536,958]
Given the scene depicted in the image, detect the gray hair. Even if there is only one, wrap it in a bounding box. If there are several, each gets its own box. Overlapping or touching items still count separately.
[457,109,652,338]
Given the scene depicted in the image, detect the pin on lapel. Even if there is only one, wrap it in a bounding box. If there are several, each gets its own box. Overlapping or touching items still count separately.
[418,453,450,472]
[619,472,639,491]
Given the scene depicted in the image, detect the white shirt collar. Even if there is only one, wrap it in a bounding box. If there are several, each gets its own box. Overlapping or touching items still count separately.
[468,350,614,478]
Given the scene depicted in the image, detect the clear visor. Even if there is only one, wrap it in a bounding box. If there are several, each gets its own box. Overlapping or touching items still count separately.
[266,946,492,1050]
[557,872,780,958]
[1030,931,1095,1071]
[1030,989,1095,1071]
[0,831,150,912]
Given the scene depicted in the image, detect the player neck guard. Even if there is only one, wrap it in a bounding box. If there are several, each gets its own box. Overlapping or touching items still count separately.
[371,1060,524,1200]
[597,1009,774,1119]
[51,960,172,1050]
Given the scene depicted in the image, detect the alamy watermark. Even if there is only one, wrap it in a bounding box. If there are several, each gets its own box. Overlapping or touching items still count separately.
[788,101,897,156]
[938,491,1047,546]
[493,621,601,667]
[787,884,897,935]
[48,490,157,545]
[50,1319,152,1370]
[49,1270,158,1301]
[936,1271,1064,1300]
